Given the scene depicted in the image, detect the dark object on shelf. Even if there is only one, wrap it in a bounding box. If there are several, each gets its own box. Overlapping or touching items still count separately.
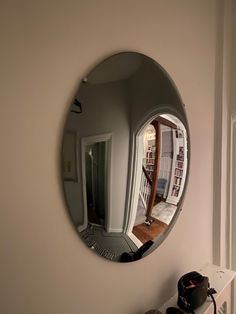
[177,271,217,313]
[166,307,183,314]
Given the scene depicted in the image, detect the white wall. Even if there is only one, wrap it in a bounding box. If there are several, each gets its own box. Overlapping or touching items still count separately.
[0,1,219,313]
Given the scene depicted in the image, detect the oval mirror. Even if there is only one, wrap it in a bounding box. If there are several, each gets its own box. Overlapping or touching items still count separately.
[61,52,190,262]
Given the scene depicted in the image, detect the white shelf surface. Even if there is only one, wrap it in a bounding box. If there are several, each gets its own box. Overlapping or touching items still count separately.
[159,264,236,313]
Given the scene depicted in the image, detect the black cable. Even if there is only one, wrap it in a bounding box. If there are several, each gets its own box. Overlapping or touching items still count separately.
[208,288,217,314]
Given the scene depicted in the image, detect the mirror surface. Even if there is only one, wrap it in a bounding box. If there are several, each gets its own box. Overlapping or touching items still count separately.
[62,52,190,262]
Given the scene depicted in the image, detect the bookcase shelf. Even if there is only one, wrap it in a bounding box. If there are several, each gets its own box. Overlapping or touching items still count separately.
[166,128,187,205]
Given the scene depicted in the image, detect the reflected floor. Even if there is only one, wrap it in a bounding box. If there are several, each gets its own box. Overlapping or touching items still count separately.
[132,198,177,244]
[152,202,177,225]
[80,225,138,262]
[134,197,177,226]
[132,218,167,244]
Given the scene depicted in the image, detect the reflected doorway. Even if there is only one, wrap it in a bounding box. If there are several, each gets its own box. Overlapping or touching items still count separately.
[131,114,186,244]
[85,142,106,226]
[81,133,112,231]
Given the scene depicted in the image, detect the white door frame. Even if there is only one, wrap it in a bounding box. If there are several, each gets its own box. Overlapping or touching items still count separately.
[124,106,187,239]
[228,112,236,269]
[125,111,165,238]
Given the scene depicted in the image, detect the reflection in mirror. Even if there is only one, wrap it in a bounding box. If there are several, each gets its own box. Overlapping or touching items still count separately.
[81,133,112,232]
[131,114,187,246]
[62,52,190,262]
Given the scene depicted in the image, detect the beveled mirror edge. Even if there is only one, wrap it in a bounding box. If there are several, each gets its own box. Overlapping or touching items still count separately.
[60,51,191,262]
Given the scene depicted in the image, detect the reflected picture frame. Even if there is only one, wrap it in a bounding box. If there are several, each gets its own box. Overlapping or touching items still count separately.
[62,131,77,181]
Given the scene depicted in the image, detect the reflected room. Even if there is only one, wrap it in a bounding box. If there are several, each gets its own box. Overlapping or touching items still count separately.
[62,52,189,262]
[132,114,187,245]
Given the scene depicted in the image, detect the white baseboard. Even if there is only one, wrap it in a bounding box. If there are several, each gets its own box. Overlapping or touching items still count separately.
[127,231,143,248]
[106,227,123,233]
